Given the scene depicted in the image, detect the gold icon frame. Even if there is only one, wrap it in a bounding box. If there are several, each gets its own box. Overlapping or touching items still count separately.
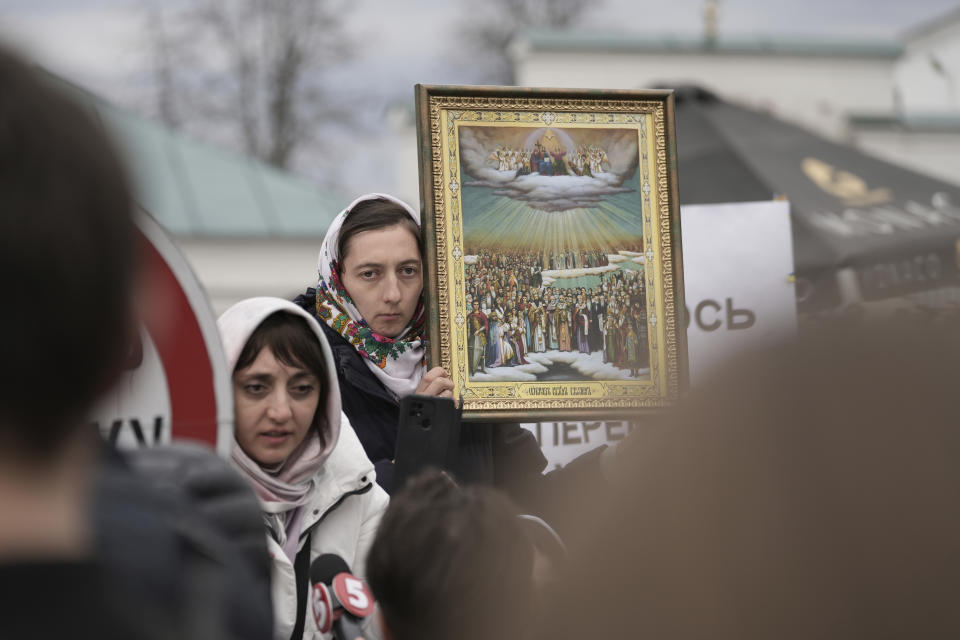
[416,84,686,422]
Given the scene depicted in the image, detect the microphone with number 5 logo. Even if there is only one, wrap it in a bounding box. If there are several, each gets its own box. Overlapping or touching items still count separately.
[310,554,376,640]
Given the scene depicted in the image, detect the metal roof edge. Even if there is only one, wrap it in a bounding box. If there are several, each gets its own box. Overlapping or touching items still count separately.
[849,111,960,131]
[902,6,960,42]
[519,29,903,59]
[169,231,329,242]
[37,69,348,236]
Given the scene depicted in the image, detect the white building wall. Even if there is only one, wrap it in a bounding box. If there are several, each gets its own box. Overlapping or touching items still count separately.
[175,237,323,316]
[851,129,960,187]
[391,22,960,211]
[854,15,960,188]
[516,51,896,140]
[394,129,422,210]
[896,19,960,114]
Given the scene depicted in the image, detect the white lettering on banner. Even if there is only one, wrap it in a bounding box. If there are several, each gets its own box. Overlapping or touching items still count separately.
[806,193,960,239]
[858,253,944,295]
[905,200,954,227]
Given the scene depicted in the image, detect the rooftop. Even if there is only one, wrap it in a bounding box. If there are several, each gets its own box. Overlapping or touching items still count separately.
[516,29,904,59]
[45,72,346,238]
[903,6,960,43]
[848,112,960,131]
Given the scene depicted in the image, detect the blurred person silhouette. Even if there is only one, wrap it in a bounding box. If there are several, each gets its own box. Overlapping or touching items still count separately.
[537,317,960,640]
[0,43,154,639]
[98,440,274,640]
[0,45,271,639]
[366,469,536,640]
[218,297,389,640]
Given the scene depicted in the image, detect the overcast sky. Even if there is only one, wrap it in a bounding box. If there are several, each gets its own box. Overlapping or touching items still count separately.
[3,0,957,104]
[2,0,957,194]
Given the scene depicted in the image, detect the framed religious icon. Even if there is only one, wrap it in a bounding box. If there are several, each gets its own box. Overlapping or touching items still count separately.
[415,84,686,422]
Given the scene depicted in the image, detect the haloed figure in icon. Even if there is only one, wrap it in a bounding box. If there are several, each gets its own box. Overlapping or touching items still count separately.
[467,300,488,375]
[218,297,388,639]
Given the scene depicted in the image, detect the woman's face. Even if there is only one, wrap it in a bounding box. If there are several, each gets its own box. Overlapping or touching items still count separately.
[340,223,423,338]
[233,346,320,467]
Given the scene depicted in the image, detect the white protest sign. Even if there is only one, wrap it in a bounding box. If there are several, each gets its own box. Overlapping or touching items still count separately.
[523,200,797,468]
[88,211,234,456]
[524,420,635,470]
[682,200,797,383]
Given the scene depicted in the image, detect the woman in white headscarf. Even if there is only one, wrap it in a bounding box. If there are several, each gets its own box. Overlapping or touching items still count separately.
[293,194,573,505]
[292,194,465,491]
[219,296,388,640]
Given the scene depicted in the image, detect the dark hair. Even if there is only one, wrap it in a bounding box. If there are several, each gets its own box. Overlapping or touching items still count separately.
[337,197,421,264]
[366,470,535,640]
[234,312,329,446]
[0,47,134,455]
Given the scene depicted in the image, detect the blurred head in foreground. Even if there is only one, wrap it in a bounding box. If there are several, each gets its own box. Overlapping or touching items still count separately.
[0,45,133,556]
[540,317,960,640]
[367,469,535,640]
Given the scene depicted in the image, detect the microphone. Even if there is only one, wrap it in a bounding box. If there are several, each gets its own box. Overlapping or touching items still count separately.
[310,554,375,640]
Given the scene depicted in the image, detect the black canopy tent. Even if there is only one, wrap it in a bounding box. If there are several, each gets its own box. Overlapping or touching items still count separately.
[670,86,960,312]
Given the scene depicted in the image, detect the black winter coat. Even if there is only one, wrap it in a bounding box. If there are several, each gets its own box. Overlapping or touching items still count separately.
[294,289,606,524]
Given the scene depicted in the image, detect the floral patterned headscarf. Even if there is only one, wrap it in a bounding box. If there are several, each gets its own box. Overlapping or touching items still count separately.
[315,193,426,399]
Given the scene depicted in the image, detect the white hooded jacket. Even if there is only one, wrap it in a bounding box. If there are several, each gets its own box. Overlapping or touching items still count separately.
[218,297,388,640]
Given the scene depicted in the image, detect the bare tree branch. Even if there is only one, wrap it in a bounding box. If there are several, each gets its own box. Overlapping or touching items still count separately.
[144,5,181,128]
[459,0,598,84]
[142,0,353,171]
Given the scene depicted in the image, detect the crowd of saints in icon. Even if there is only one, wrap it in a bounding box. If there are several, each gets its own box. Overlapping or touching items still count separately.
[457,123,652,383]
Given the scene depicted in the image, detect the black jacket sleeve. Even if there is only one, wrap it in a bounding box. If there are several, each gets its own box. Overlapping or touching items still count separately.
[491,423,609,537]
